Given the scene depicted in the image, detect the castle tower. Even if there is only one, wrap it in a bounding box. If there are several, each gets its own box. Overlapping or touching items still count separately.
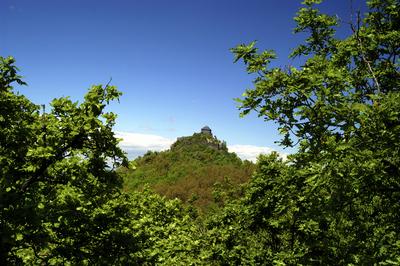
[201,126,212,135]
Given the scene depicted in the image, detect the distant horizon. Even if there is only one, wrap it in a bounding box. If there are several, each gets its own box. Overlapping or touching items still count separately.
[116,127,289,162]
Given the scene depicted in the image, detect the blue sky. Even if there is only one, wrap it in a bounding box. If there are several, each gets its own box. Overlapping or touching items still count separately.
[2,0,366,161]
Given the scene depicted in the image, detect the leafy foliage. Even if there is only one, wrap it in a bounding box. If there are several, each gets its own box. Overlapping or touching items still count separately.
[202,96,400,263]
[204,0,400,264]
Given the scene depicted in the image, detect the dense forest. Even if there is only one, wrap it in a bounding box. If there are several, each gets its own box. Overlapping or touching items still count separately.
[119,131,255,212]
[1,0,399,264]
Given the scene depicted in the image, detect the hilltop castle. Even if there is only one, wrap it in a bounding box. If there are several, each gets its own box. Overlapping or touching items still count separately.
[173,126,227,151]
[201,125,212,135]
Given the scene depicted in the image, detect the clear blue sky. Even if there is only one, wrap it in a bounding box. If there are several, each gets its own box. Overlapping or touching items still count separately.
[2,0,366,159]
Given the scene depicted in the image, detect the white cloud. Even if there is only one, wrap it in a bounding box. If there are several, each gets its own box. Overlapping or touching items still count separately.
[115,131,287,162]
[115,131,174,158]
[228,144,288,162]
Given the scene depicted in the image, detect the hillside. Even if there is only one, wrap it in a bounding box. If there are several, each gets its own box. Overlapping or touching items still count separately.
[119,128,255,212]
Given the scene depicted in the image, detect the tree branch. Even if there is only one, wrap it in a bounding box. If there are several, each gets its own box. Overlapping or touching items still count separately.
[20,133,85,192]
[351,11,381,94]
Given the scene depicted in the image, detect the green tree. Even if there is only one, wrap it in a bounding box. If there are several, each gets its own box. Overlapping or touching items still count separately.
[0,56,38,263]
[205,0,400,264]
[0,55,129,263]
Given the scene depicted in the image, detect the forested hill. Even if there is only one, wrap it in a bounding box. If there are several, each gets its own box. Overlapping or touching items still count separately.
[119,131,255,212]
